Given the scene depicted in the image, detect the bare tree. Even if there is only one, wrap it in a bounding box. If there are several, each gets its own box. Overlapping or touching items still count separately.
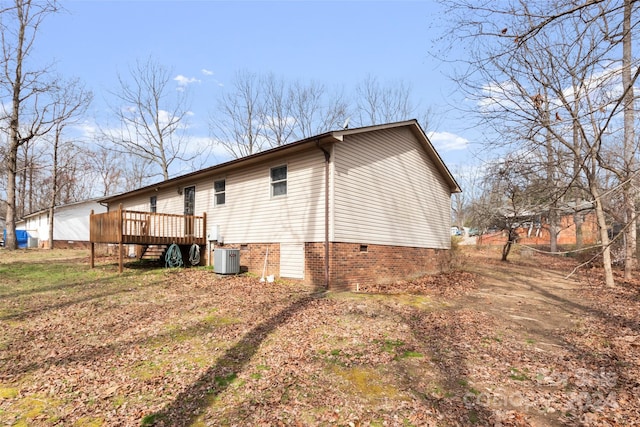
[354,75,416,126]
[122,155,154,192]
[473,154,551,261]
[210,70,265,158]
[0,0,61,250]
[451,163,486,230]
[210,71,435,160]
[620,0,636,279]
[210,71,350,159]
[261,73,296,147]
[289,80,349,138]
[45,78,92,248]
[16,139,45,216]
[517,2,639,286]
[87,145,124,196]
[104,56,194,182]
[53,144,87,202]
[438,0,639,286]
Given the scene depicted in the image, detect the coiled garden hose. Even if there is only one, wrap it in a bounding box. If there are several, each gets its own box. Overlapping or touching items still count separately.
[165,243,183,268]
[188,244,200,266]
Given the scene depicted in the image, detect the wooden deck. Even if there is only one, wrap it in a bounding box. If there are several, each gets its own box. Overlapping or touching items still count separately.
[90,205,207,272]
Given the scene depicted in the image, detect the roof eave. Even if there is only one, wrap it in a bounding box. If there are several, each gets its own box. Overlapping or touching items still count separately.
[101,133,342,204]
[101,119,462,203]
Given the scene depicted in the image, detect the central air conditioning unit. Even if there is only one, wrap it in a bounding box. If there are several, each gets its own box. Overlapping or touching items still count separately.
[213,248,240,274]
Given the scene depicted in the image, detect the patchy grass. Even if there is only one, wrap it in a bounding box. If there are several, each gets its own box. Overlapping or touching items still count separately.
[330,365,404,400]
[0,248,639,426]
[509,367,530,381]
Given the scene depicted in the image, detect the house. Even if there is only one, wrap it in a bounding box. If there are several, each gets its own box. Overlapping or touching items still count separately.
[95,120,461,290]
[18,199,107,249]
[477,207,599,247]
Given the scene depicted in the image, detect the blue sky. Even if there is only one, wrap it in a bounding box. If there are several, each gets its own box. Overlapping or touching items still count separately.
[36,0,476,173]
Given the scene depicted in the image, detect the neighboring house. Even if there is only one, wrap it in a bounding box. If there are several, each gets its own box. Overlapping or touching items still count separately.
[18,199,107,249]
[478,208,599,247]
[97,120,461,290]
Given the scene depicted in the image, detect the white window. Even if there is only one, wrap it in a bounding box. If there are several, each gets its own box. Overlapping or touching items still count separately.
[270,165,287,197]
[214,179,226,206]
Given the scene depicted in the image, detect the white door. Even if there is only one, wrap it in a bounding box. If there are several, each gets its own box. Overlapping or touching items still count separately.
[280,243,304,279]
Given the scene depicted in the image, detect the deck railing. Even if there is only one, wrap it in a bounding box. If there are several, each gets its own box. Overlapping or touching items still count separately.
[90,206,207,245]
[90,205,207,272]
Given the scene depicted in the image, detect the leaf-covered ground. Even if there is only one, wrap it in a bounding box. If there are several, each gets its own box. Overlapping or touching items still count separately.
[0,248,638,426]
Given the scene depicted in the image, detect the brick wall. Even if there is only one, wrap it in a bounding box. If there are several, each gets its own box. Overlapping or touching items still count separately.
[478,212,599,247]
[221,243,280,277]
[46,240,92,249]
[307,242,449,291]
[223,241,449,292]
[52,240,91,249]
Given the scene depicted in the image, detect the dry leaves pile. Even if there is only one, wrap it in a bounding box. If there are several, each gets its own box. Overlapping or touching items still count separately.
[0,250,639,426]
[359,271,477,297]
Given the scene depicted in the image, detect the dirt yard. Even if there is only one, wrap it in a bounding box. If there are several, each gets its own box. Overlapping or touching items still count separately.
[0,247,638,426]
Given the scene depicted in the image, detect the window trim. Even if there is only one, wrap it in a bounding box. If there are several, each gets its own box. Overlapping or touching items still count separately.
[214,178,226,206]
[270,164,287,198]
[150,195,157,213]
[183,185,196,215]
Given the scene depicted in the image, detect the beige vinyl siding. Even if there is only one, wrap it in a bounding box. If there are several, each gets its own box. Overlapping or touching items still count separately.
[108,151,326,245]
[333,127,451,249]
[114,179,214,216]
[115,198,149,212]
[211,150,326,244]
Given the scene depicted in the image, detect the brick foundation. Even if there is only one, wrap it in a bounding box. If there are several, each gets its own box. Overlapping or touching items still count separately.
[53,240,92,249]
[318,242,449,291]
[226,241,449,292]
[217,243,280,277]
[37,240,92,249]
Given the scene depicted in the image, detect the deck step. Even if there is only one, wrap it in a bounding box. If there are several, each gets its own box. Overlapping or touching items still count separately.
[141,244,168,261]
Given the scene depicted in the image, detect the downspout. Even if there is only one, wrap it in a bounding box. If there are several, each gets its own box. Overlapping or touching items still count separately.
[316,141,331,290]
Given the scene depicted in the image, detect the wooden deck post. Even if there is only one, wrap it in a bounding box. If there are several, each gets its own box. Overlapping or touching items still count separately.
[118,204,124,273]
[202,212,208,266]
[90,209,95,269]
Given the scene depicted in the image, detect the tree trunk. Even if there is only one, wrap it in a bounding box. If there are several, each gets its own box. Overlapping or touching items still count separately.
[5,146,18,250]
[501,228,518,261]
[27,146,34,215]
[592,184,615,287]
[544,113,559,254]
[622,0,636,279]
[48,134,59,250]
[549,208,559,253]
[19,147,27,217]
[574,209,584,250]
[5,0,26,251]
[624,197,637,279]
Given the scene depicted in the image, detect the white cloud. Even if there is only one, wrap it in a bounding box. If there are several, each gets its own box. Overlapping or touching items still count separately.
[428,131,469,151]
[174,74,201,91]
[75,121,98,139]
[158,109,171,126]
[198,69,224,87]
